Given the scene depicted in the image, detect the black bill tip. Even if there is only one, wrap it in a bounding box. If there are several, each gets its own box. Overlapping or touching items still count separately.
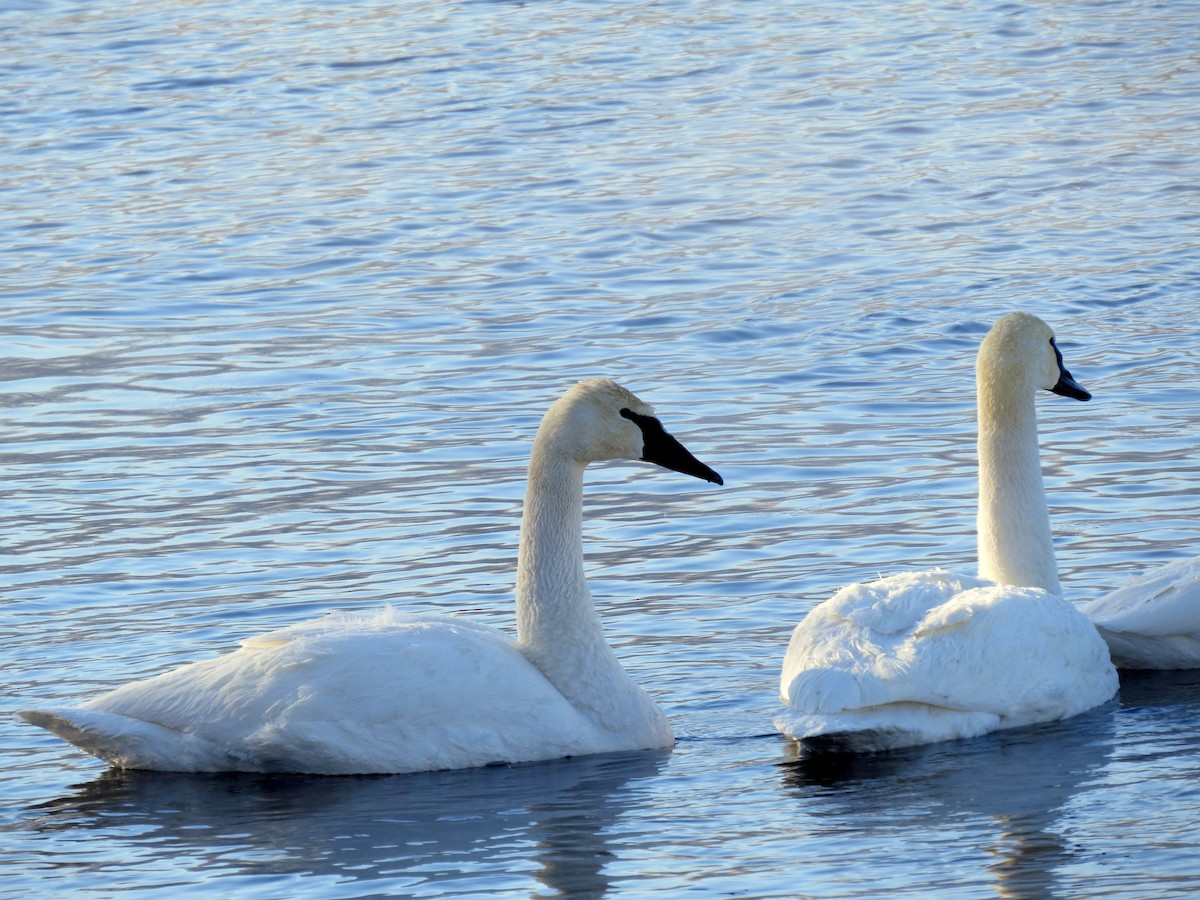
[1050,371,1091,401]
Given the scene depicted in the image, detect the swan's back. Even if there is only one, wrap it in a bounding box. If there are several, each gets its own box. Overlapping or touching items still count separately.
[23,610,634,774]
[777,571,1118,752]
[1085,558,1200,669]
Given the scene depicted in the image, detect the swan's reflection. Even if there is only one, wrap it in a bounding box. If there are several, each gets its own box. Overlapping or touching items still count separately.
[780,671,1200,900]
[1108,668,1200,763]
[780,706,1116,900]
[1114,668,1200,717]
[27,749,668,898]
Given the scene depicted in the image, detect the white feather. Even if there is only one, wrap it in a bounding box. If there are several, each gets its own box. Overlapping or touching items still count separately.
[1084,557,1200,669]
[777,571,1115,751]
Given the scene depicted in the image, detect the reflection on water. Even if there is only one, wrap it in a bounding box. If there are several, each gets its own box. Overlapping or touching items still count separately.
[1115,669,1200,715]
[782,711,1114,900]
[25,751,669,898]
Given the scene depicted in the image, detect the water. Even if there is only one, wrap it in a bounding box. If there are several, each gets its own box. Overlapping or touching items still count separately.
[3,0,1199,895]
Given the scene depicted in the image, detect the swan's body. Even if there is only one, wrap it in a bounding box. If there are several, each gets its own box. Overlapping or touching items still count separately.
[21,379,722,775]
[776,313,1118,753]
[1084,557,1200,669]
[776,571,1114,752]
[21,612,633,774]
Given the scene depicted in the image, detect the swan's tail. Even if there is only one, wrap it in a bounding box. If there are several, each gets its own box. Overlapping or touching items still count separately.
[18,707,246,772]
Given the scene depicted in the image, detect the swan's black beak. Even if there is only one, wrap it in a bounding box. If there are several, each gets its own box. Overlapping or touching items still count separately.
[1048,339,1091,401]
[621,409,723,485]
[1051,369,1091,401]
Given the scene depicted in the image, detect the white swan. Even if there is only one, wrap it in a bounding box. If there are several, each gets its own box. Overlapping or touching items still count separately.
[20,379,722,774]
[1084,558,1200,669]
[775,313,1118,753]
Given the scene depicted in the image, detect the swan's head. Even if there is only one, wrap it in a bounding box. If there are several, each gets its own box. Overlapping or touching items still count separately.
[539,379,723,485]
[977,312,1091,402]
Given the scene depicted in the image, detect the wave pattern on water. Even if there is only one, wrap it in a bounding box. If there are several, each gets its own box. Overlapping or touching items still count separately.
[3,0,1199,897]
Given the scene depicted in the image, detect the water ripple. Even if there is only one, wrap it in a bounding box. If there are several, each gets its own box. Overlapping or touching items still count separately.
[3,0,1199,896]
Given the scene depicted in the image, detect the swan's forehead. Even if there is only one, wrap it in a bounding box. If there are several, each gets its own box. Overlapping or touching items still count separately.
[573,378,654,417]
[995,311,1053,343]
[982,313,1058,364]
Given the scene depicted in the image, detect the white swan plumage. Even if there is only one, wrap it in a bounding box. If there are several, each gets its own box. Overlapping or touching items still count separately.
[775,313,1118,753]
[20,379,722,775]
[1084,557,1200,669]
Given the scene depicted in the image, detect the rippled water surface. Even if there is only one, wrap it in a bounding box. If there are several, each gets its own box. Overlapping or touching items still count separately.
[4,0,1200,896]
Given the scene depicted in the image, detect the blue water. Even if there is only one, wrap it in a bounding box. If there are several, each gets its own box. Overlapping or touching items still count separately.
[3,0,1200,896]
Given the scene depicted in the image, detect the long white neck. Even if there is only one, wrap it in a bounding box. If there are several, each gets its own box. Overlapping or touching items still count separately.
[514,442,665,736]
[516,449,595,653]
[976,380,1062,594]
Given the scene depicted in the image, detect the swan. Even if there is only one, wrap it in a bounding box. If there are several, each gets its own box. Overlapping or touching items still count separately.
[1083,558,1200,669]
[775,313,1118,753]
[20,379,723,775]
